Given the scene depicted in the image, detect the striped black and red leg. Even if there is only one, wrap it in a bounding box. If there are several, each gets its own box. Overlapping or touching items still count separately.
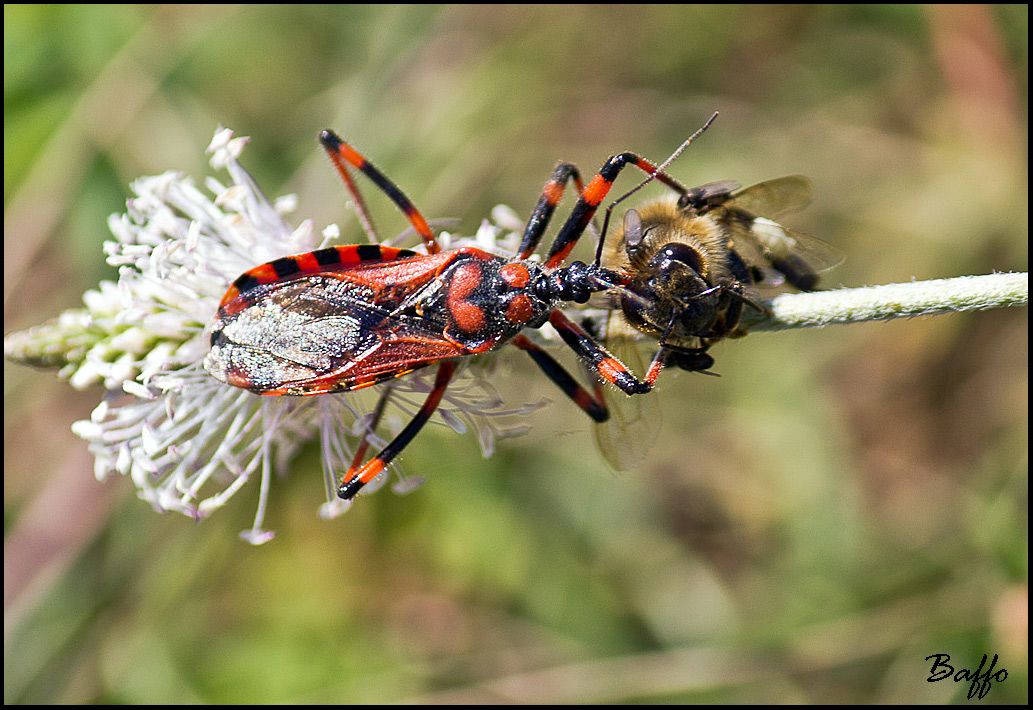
[347,383,394,476]
[543,153,691,269]
[516,163,588,259]
[511,334,609,423]
[543,115,720,268]
[338,361,457,500]
[547,310,655,395]
[320,130,440,254]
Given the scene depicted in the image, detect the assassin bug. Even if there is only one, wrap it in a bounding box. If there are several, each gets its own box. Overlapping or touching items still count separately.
[205,127,708,500]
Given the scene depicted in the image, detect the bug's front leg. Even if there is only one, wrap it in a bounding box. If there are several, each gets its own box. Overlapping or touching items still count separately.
[543,152,697,269]
[516,163,588,259]
[547,310,655,396]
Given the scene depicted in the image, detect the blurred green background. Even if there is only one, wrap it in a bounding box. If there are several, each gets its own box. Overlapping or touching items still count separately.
[4,4,1027,703]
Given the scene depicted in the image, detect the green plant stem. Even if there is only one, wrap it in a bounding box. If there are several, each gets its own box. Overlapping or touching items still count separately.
[742,272,1029,332]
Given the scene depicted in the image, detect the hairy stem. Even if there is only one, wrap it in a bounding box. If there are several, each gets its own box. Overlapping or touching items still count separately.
[742,272,1028,332]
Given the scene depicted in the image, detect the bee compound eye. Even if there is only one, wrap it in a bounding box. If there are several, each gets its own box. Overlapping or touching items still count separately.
[656,242,705,275]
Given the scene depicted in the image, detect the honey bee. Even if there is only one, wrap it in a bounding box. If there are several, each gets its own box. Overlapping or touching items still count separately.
[591,173,839,470]
[513,115,841,468]
[599,174,841,375]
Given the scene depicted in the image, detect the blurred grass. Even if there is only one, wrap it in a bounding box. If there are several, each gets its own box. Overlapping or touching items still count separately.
[4,4,1027,704]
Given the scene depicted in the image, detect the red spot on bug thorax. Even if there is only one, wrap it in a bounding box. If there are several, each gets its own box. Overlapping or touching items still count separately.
[447,261,486,333]
[505,293,534,324]
[448,261,481,299]
[499,262,531,288]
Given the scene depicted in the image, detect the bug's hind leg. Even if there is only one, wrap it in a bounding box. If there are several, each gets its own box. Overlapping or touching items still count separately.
[320,130,439,254]
[338,362,456,500]
[511,334,609,423]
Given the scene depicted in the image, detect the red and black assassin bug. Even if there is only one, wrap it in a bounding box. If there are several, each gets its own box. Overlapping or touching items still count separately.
[205,123,715,500]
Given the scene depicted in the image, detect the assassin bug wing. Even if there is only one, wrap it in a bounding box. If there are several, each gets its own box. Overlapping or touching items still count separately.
[206,247,469,395]
[207,274,467,395]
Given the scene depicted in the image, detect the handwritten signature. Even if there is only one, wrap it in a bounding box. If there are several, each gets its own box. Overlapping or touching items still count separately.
[926,653,1009,700]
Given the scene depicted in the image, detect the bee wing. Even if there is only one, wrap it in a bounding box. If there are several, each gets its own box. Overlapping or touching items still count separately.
[683,179,742,209]
[748,219,842,270]
[720,177,843,290]
[725,217,842,291]
[727,175,813,217]
[590,311,662,472]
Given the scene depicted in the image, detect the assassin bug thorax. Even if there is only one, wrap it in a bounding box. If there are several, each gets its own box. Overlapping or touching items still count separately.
[205,127,708,501]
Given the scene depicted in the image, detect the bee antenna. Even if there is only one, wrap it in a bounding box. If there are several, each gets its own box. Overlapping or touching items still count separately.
[594,112,719,265]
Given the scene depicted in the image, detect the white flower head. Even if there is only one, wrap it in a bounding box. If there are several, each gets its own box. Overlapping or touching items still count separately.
[5,127,543,544]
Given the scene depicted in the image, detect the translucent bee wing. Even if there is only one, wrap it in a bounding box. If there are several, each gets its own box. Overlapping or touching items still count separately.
[722,177,843,289]
[590,312,662,472]
[682,179,742,208]
[747,219,844,274]
[728,175,813,217]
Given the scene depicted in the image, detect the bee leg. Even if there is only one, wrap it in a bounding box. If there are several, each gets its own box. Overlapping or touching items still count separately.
[337,361,456,500]
[320,130,440,254]
[646,312,718,376]
[701,282,769,340]
[661,344,718,375]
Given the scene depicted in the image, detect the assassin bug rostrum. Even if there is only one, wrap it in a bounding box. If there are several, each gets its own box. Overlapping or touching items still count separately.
[205,126,714,500]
